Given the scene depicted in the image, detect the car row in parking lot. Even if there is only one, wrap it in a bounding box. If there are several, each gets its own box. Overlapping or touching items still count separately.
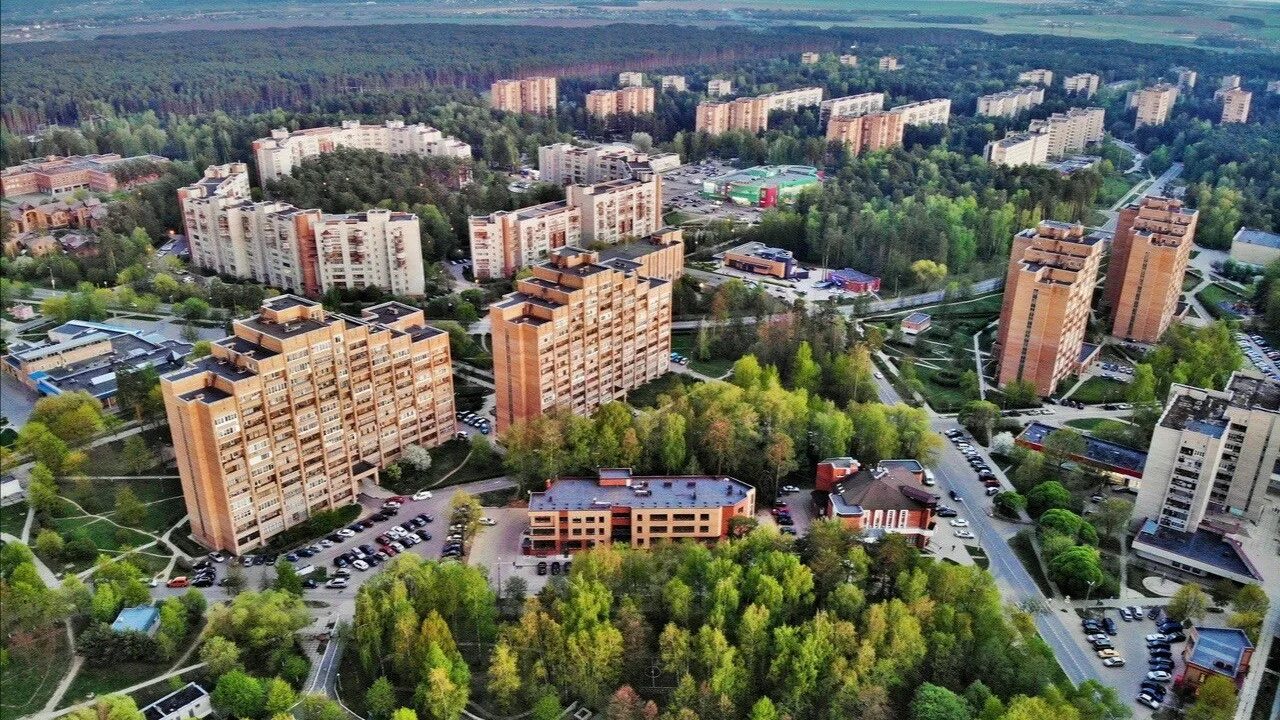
[1237,332,1279,379]
[944,429,1000,495]
[457,410,490,434]
[1082,606,1187,711]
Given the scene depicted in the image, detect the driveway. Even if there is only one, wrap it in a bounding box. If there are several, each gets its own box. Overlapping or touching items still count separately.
[1,370,37,425]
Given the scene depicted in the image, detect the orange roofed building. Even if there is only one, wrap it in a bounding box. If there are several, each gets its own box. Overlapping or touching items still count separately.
[818,458,939,548]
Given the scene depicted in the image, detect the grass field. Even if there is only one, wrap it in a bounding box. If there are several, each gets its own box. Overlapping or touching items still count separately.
[670,333,736,378]
[0,627,72,720]
[1196,283,1248,319]
[381,438,506,495]
[1065,417,1124,432]
[1067,376,1130,405]
[0,501,28,537]
[627,372,696,409]
[914,365,975,413]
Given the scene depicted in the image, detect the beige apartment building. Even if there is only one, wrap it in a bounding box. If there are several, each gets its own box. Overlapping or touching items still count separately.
[995,221,1104,396]
[537,142,678,186]
[819,92,886,123]
[1131,84,1179,128]
[839,54,859,67]
[1018,68,1055,86]
[707,78,733,97]
[1172,67,1197,91]
[1220,74,1242,91]
[879,56,900,71]
[526,468,755,554]
[826,112,904,155]
[1220,88,1252,124]
[161,296,456,552]
[984,131,1048,167]
[251,120,471,186]
[566,175,662,246]
[889,98,952,126]
[1027,106,1106,158]
[618,71,645,87]
[586,87,656,118]
[490,77,558,114]
[977,86,1045,118]
[490,238,679,433]
[1064,73,1101,98]
[1104,196,1198,343]
[179,164,425,296]
[660,75,687,92]
[762,87,824,112]
[696,97,769,135]
[801,52,821,64]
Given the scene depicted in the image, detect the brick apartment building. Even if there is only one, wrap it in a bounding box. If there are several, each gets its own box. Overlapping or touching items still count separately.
[1027,107,1106,158]
[995,221,1104,396]
[618,71,644,87]
[976,86,1045,118]
[839,54,859,67]
[490,239,679,433]
[161,296,456,553]
[696,96,769,135]
[801,52,821,64]
[660,75,687,92]
[826,111,904,155]
[0,154,168,198]
[817,458,939,548]
[585,87,655,118]
[1220,88,1252,124]
[1104,196,1198,343]
[490,77,559,114]
[1018,68,1054,86]
[878,56,900,71]
[707,78,733,97]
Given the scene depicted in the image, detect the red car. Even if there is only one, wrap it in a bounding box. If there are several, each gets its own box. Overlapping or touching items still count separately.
[390,496,410,504]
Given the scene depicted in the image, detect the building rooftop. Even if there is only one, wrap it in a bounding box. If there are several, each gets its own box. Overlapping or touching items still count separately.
[531,470,753,511]
[830,268,879,283]
[1134,519,1261,580]
[707,165,821,187]
[142,683,208,720]
[7,322,191,400]
[515,200,572,220]
[1161,372,1280,432]
[111,605,159,634]
[903,312,931,324]
[1233,227,1280,249]
[1186,627,1254,678]
[1017,421,1147,476]
[828,460,937,518]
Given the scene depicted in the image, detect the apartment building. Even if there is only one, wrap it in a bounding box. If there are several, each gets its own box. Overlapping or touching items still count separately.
[566,174,662,245]
[826,111,904,154]
[660,75,687,92]
[695,102,730,134]
[585,87,656,118]
[1018,68,1055,86]
[179,164,425,296]
[1131,84,1179,128]
[879,56,900,71]
[1104,196,1198,343]
[1172,66,1198,91]
[761,87,824,112]
[161,296,456,552]
[1026,107,1106,158]
[801,52,821,65]
[618,71,645,87]
[526,468,755,554]
[252,120,471,186]
[490,77,558,114]
[839,54,858,67]
[537,142,678,186]
[469,201,581,280]
[984,131,1048,167]
[1,153,168,198]
[1220,74,1242,91]
[995,221,1104,396]
[707,78,733,97]
[696,96,769,135]
[888,98,952,126]
[1220,88,1252,124]
[1064,73,1101,98]
[976,86,1045,118]
[819,92,885,123]
[490,241,678,433]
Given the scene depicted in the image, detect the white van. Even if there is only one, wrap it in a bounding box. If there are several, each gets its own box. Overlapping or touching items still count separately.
[296,564,317,577]
[923,469,936,486]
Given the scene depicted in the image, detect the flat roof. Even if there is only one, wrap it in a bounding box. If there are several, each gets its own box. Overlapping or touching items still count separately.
[530,472,753,511]
[111,605,159,633]
[1017,421,1147,474]
[903,312,931,324]
[1134,519,1261,580]
[1186,627,1253,678]
[143,684,208,720]
[707,165,821,187]
[831,268,878,282]
[1233,227,1280,249]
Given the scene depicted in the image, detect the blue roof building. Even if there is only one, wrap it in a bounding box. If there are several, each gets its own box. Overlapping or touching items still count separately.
[111,605,160,636]
[1183,626,1254,691]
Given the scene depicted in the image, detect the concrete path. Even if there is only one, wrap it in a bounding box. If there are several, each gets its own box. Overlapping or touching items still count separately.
[45,662,207,719]
[40,623,83,717]
[0,532,60,586]
[21,503,35,543]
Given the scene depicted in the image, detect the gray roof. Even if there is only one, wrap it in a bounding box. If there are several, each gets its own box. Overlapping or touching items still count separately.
[530,470,752,511]
[1233,227,1280,249]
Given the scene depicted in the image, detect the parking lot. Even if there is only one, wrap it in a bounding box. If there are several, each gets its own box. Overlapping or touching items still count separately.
[661,160,766,224]
[1237,331,1280,379]
[1070,605,1187,716]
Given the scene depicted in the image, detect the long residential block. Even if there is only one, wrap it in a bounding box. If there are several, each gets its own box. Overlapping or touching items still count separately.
[1105,196,1198,343]
[888,98,952,126]
[161,296,455,553]
[252,120,471,186]
[977,86,1045,118]
[819,92,885,123]
[1027,107,1106,158]
[1064,73,1101,97]
[984,131,1048,167]
[826,111,904,154]
[538,142,678,186]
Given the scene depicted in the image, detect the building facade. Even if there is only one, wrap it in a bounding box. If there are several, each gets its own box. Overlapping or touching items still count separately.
[1181,628,1254,693]
[1132,84,1179,128]
[819,92,886,123]
[1018,68,1055,86]
[490,77,558,114]
[660,75,687,92]
[984,131,1048,167]
[1,154,168,198]
[839,54,859,67]
[879,56,900,71]
[586,87,655,118]
[801,52,821,64]
[537,142,678,186]
[995,221,1103,396]
[1172,67,1198,91]
[1064,73,1101,97]
[700,165,821,207]
[976,86,1045,118]
[761,87,825,112]
[313,210,426,298]
[1027,107,1106,158]
[707,78,733,97]
[889,98,952,126]
[526,468,755,554]
[469,201,582,280]
[162,297,455,553]
[5,197,106,236]
[1229,227,1280,268]
[566,174,662,246]
[1220,88,1252,124]
[490,244,677,433]
[819,458,939,548]
[618,71,644,87]
[251,120,471,186]
[1104,196,1198,343]
[826,112,904,155]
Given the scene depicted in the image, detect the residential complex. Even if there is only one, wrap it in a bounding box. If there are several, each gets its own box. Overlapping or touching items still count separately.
[889,98,952,126]
[984,131,1048,167]
[1131,84,1179,128]
[179,163,426,296]
[1104,196,1198,343]
[1172,66,1198,90]
[995,221,1103,396]
[1064,72,1101,97]
[818,92,885,123]
[976,86,1045,118]
[660,75,687,92]
[1220,88,1252,124]
[761,87,824,112]
[699,165,821,207]
[585,87,655,118]
[801,52,820,64]
[470,172,661,279]
[490,76,558,114]
[489,239,679,433]
[537,142,678,186]
[618,71,644,87]
[1027,107,1106,158]
[839,54,858,67]
[707,78,733,97]
[160,296,456,553]
[251,120,471,186]
[0,153,168,198]
[1229,227,1280,268]
[1018,68,1054,86]
[696,97,768,135]
[817,458,939,548]
[5,196,106,236]
[826,111,904,155]
[878,56,900,71]
[525,468,755,554]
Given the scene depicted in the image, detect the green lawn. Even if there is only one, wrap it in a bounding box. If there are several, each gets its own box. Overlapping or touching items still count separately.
[1009,531,1055,598]
[80,428,174,481]
[381,438,506,495]
[1098,175,1138,207]
[671,333,736,378]
[1196,283,1248,319]
[0,501,28,537]
[1065,417,1120,432]
[0,626,72,720]
[58,661,172,709]
[48,515,157,572]
[915,364,977,413]
[1067,376,1130,405]
[626,372,695,409]
[1182,269,1204,292]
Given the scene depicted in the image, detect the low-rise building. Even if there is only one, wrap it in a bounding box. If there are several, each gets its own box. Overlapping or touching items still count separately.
[585,87,655,118]
[1018,68,1054,86]
[707,78,733,97]
[660,75,687,92]
[1220,88,1252,124]
[801,52,821,65]
[618,71,645,87]
[1,154,168,198]
[1015,421,1147,484]
[1229,227,1280,268]
[1181,627,1254,692]
[820,458,939,548]
[111,605,160,636]
[2,233,59,258]
[839,54,858,66]
[984,131,1048,167]
[1064,73,1101,97]
[526,468,756,554]
[879,56,900,71]
[142,683,212,720]
[888,98,952,126]
[819,92,886,123]
[252,120,471,186]
[699,165,821,207]
[828,268,881,294]
[5,197,107,236]
[721,242,800,279]
[977,86,1045,118]
[491,76,558,114]
[900,312,931,342]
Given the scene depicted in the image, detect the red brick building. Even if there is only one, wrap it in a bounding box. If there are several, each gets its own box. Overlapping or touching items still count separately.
[820,458,939,547]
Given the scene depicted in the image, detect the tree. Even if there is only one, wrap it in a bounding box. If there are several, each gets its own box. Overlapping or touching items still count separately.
[211,670,265,719]
[1167,582,1210,623]
[401,444,433,473]
[1047,545,1104,598]
[35,529,65,559]
[224,563,247,596]
[486,643,521,714]
[264,677,299,716]
[122,435,158,475]
[65,695,144,720]
[1025,481,1070,518]
[1228,584,1270,640]
[175,297,211,321]
[1002,380,1039,408]
[391,710,419,720]
[910,259,948,287]
[748,697,779,720]
[1091,498,1133,539]
[274,558,303,596]
[993,491,1026,516]
[531,695,562,720]
[448,491,483,540]
[792,341,820,394]
[910,683,971,720]
[366,677,396,720]
[957,401,1001,444]
[1184,675,1238,720]
[1042,429,1086,468]
[114,486,147,527]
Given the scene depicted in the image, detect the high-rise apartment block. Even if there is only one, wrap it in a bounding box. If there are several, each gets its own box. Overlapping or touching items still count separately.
[826,111,904,155]
[801,52,821,65]
[586,87,655,118]
[1026,107,1106,158]
[251,120,471,186]
[660,75,687,92]
[1104,196,1197,343]
[888,98,952,126]
[490,77,558,114]
[1131,84,1178,128]
[819,92,886,123]
[1018,68,1055,86]
[566,176,663,246]
[1064,73,1101,98]
[995,221,1103,396]
[984,131,1048,167]
[490,237,680,433]
[618,71,645,87]
[1172,66,1197,91]
[976,86,1045,118]
[1220,88,1252,124]
[879,56,900,71]
[696,96,768,135]
[537,142,678,186]
[839,54,859,67]
[707,78,733,97]
[179,164,425,296]
[161,296,456,552]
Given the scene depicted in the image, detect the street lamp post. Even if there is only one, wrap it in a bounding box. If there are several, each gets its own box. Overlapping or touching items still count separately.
[1085,579,1096,605]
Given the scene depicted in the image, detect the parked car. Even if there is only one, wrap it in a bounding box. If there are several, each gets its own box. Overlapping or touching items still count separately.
[353,560,370,571]
[1101,657,1125,667]
[948,519,969,527]
[550,561,562,575]
[479,517,497,526]
[413,490,434,501]
[1096,649,1120,659]
[537,561,548,576]
[953,530,975,539]
[326,578,349,589]
[1147,671,1172,682]
[167,577,189,588]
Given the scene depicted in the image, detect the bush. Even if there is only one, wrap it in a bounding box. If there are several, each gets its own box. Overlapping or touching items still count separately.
[932,370,963,387]
[77,624,162,665]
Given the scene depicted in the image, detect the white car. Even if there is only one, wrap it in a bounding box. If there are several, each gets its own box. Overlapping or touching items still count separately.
[1147,671,1171,682]
[479,517,497,526]
[949,519,969,527]
[1145,633,1168,643]
[337,529,355,538]
[325,578,348,589]
[413,490,434,501]
[320,539,334,548]
[953,530,976,539]
[781,485,800,493]
[874,372,884,379]
[352,560,370,571]
[391,542,406,552]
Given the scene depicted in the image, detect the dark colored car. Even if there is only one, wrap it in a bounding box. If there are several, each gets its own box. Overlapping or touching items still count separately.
[949,490,961,501]
[303,579,318,589]
[550,561,561,575]
[936,507,958,518]
[1103,618,1117,635]
[192,577,214,587]
[537,561,548,576]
